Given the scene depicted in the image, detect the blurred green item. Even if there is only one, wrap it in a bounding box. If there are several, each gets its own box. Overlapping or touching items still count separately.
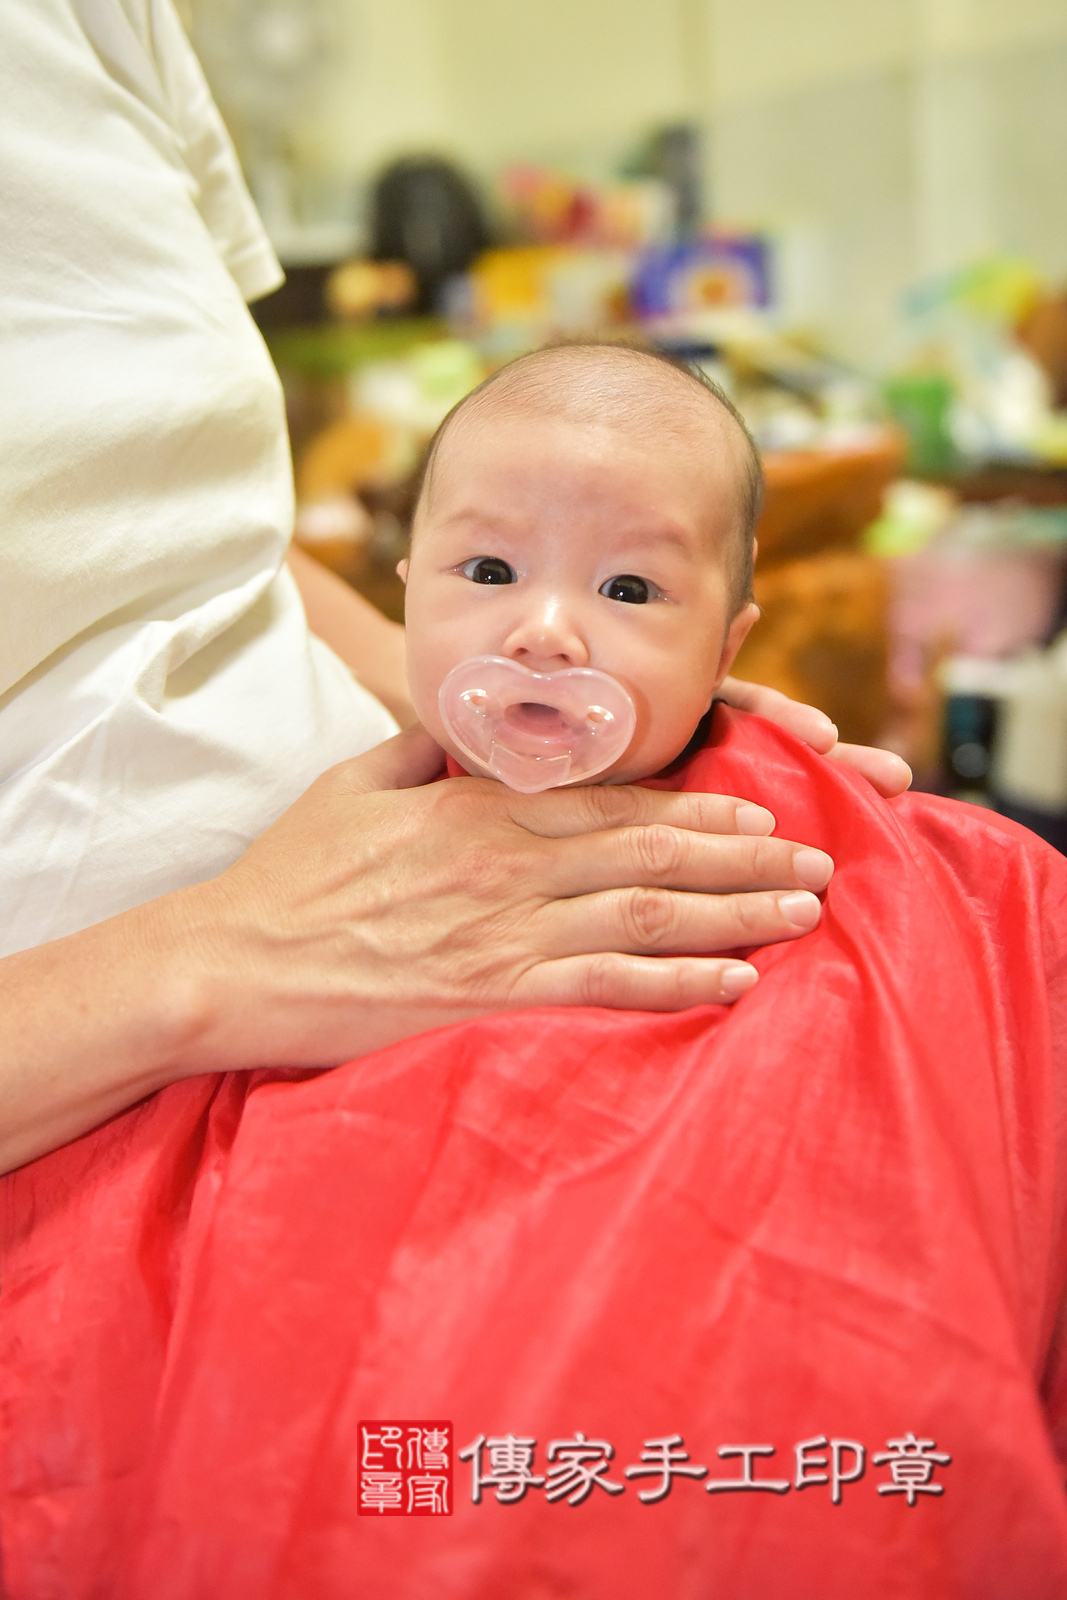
[349,339,486,434]
[882,372,958,476]
[266,318,446,380]
[408,340,485,412]
[863,479,957,558]
[905,256,1041,328]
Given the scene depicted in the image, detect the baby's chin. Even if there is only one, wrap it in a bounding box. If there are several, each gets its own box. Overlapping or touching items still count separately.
[442,748,663,790]
[589,755,670,787]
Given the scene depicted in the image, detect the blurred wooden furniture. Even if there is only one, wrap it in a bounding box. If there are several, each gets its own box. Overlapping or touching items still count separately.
[735,552,890,747]
[756,432,905,565]
[732,432,905,745]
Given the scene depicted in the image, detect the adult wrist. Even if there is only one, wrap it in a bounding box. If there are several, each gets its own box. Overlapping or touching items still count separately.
[0,893,234,1173]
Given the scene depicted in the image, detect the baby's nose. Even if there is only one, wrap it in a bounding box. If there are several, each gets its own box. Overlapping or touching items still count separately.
[502,598,590,671]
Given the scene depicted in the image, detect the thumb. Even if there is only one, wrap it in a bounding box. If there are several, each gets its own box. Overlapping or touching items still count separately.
[333,725,448,795]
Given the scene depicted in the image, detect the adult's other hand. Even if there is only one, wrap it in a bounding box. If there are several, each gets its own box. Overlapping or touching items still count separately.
[718,677,913,798]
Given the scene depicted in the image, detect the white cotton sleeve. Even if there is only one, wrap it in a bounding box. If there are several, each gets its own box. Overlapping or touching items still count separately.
[0,1,396,952]
[73,0,284,302]
[146,0,285,302]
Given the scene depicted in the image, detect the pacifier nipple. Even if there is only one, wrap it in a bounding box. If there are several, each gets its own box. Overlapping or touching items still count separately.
[438,656,637,794]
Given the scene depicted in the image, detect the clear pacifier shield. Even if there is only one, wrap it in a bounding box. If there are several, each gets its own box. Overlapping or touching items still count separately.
[438,656,637,793]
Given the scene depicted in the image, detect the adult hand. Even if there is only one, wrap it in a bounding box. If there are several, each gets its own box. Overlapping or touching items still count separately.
[179,725,833,1069]
[0,726,833,1171]
[718,677,912,798]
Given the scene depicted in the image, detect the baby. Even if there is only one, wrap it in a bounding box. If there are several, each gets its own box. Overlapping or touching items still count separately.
[19,360,1067,1600]
[398,342,762,788]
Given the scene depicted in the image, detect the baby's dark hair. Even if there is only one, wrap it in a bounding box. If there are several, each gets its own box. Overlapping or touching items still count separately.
[410,340,763,612]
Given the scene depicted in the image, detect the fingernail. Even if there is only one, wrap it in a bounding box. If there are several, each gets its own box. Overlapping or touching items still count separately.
[793,847,834,889]
[721,964,759,1000]
[736,802,775,836]
[779,890,822,929]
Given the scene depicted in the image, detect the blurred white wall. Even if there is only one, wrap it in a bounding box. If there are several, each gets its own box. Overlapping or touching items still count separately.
[707,0,1067,360]
[291,0,699,180]
[190,0,1067,363]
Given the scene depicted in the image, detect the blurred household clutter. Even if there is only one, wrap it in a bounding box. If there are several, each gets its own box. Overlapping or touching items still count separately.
[184,0,1067,843]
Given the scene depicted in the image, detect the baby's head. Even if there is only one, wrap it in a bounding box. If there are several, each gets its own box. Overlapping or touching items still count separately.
[399,342,762,785]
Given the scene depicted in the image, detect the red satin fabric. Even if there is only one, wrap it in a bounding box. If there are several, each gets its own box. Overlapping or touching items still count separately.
[4,707,1067,1598]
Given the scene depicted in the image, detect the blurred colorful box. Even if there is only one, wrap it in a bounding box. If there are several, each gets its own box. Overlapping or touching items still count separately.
[631,235,771,319]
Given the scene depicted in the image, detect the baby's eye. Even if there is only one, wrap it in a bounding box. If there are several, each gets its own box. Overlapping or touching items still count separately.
[461,557,517,585]
[599,573,657,604]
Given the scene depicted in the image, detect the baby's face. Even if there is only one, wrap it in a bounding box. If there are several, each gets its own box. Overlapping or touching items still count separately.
[400,409,757,785]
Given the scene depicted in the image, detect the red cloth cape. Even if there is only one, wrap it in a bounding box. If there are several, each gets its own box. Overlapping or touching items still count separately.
[4,707,1067,1599]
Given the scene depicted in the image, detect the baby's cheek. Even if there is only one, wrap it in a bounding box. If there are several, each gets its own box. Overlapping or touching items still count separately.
[409,677,446,741]
[401,638,439,728]
[630,693,712,779]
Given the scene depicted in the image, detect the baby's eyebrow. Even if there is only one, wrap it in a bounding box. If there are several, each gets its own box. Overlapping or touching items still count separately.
[437,508,524,532]
[433,508,699,559]
[608,523,697,557]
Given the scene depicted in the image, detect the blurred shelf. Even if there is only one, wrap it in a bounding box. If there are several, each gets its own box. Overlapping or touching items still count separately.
[928,463,1067,506]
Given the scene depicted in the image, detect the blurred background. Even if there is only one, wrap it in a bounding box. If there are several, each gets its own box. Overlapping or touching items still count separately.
[181,0,1067,842]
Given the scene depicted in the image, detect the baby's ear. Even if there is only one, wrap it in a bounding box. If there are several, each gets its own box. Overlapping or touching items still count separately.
[714,602,760,688]
[396,559,409,583]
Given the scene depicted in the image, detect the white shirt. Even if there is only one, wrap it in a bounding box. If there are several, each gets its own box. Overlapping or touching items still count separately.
[0,0,396,955]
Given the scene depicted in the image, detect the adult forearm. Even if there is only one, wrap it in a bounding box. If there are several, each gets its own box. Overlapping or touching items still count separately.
[0,899,212,1172]
[287,544,414,726]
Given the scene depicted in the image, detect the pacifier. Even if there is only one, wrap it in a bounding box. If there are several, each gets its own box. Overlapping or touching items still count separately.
[438,656,637,794]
